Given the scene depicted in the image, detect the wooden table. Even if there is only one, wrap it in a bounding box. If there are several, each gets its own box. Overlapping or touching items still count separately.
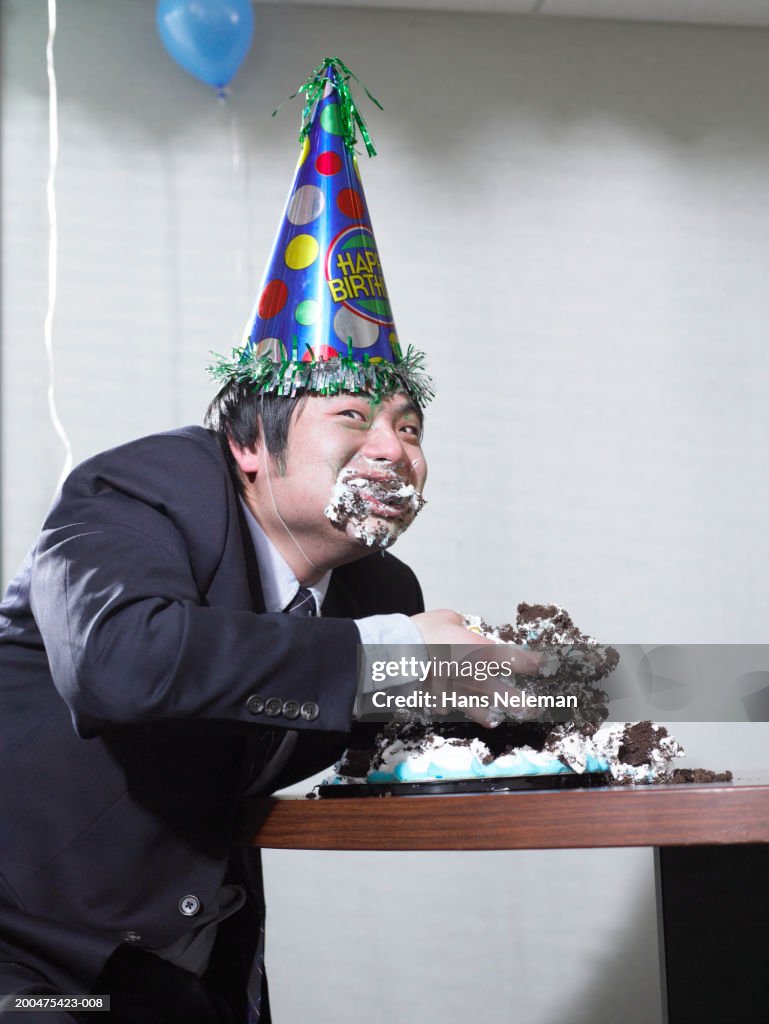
[239,774,769,1024]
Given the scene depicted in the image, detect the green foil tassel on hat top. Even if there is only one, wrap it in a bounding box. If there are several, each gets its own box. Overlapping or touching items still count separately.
[208,57,434,406]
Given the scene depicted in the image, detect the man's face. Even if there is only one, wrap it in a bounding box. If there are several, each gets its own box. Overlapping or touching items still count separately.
[236,392,427,576]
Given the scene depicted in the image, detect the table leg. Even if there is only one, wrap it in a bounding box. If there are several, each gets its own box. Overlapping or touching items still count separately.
[655,844,769,1024]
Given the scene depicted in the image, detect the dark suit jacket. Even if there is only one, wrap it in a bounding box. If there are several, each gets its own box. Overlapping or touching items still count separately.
[0,426,424,1005]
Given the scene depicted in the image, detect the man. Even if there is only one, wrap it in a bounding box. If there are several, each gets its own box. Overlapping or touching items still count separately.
[0,59,538,1021]
[0,372,526,1023]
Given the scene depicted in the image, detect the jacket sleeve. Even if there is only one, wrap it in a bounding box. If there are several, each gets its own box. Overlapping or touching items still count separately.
[29,433,361,738]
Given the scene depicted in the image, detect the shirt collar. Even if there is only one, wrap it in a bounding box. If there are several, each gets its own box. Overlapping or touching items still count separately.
[239,498,331,614]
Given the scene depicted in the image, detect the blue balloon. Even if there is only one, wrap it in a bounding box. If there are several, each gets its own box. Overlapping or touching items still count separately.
[157,0,255,92]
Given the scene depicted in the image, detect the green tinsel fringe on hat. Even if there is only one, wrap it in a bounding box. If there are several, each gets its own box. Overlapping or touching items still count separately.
[208,345,434,407]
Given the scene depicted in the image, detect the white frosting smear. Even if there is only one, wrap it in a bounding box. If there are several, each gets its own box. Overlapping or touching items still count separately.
[324,461,426,549]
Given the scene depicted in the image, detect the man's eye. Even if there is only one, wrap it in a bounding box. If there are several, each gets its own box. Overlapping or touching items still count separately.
[338,409,367,421]
[399,423,421,438]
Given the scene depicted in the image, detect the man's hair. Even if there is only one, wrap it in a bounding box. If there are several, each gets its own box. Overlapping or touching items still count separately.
[204,382,308,493]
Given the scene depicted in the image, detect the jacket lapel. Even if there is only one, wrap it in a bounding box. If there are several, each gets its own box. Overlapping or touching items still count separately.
[235,500,266,613]
[321,572,362,619]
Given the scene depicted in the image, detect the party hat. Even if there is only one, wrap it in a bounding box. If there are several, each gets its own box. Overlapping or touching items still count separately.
[209,57,433,405]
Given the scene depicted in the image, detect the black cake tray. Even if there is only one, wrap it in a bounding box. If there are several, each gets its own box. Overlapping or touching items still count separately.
[318,772,611,798]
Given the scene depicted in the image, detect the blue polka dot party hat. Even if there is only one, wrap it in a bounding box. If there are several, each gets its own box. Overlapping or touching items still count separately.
[209,57,433,406]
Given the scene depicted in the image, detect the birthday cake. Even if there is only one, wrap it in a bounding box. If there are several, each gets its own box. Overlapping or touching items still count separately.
[332,718,683,786]
[327,603,686,788]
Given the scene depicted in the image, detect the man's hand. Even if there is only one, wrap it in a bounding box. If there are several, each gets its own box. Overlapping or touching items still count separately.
[411,609,544,727]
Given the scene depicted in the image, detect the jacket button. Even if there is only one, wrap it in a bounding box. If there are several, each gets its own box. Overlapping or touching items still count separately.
[282,700,300,720]
[246,695,264,715]
[120,931,142,943]
[179,895,201,917]
[300,701,319,722]
[265,697,283,717]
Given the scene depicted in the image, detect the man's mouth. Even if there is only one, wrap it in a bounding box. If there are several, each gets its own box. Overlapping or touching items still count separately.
[344,474,418,519]
[324,465,427,548]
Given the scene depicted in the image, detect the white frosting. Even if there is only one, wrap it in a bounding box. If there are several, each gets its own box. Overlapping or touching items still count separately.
[330,722,684,786]
[588,723,685,783]
[324,463,425,549]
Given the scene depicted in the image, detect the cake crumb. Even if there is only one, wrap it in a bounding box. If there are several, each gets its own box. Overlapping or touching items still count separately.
[670,768,733,785]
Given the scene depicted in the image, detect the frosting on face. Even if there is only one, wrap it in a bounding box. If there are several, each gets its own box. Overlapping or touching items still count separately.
[324,460,426,549]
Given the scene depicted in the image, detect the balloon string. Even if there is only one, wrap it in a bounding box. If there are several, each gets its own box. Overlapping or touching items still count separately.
[224,94,254,330]
[45,0,73,495]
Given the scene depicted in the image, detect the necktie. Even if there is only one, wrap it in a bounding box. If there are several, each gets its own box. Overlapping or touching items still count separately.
[283,586,317,617]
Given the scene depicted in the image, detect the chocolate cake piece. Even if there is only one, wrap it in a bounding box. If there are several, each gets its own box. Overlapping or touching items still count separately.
[465,602,618,729]
[618,720,663,767]
[671,768,733,784]
[335,744,376,781]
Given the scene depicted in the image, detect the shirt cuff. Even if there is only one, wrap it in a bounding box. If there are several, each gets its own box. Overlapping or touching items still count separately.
[354,614,428,699]
[354,613,424,648]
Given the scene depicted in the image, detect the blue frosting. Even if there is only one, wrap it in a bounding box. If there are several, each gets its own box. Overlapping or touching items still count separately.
[367,748,613,783]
